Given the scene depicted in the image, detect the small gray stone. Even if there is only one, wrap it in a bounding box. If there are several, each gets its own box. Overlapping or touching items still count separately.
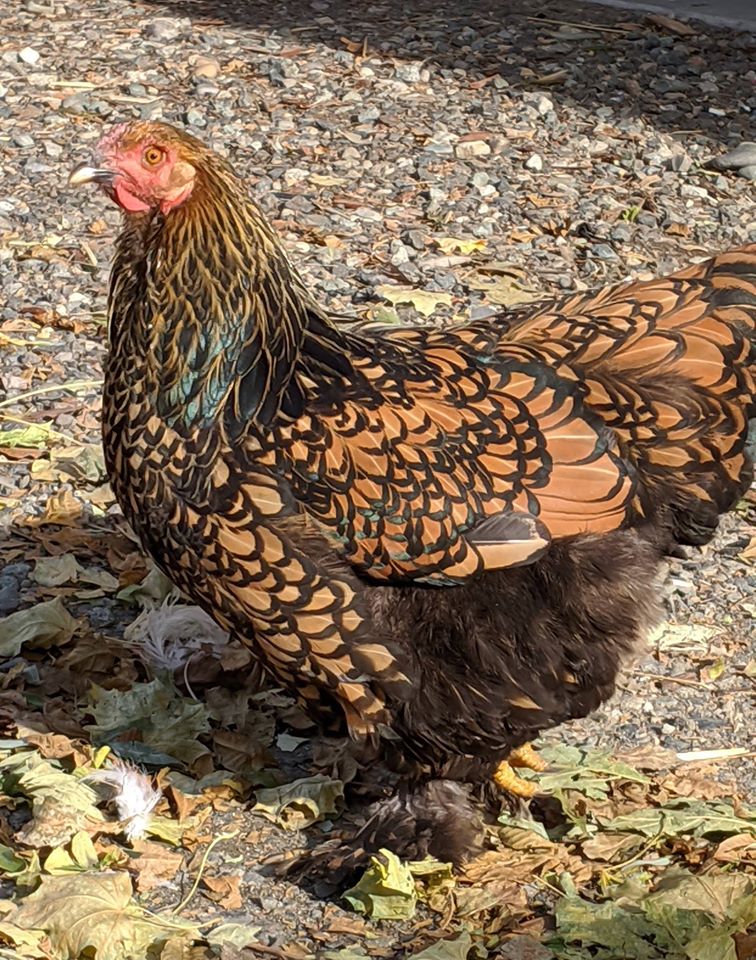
[0,581,20,614]
[669,153,692,174]
[592,243,618,260]
[738,164,756,182]
[525,153,543,172]
[184,107,205,128]
[680,184,708,199]
[610,223,632,243]
[710,141,756,171]
[395,62,422,83]
[536,96,554,116]
[357,106,380,123]
[143,17,192,41]
[455,139,490,159]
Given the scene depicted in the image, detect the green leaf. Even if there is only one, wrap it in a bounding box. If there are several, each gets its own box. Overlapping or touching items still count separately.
[518,744,648,821]
[6,850,42,892]
[0,751,102,820]
[600,799,756,841]
[0,425,52,448]
[685,926,737,960]
[498,813,554,847]
[410,931,473,959]
[70,831,99,869]
[0,845,26,876]
[86,679,211,767]
[31,555,80,588]
[647,872,754,921]
[116,567,178,606]
[410,858,456,910]
[552,897,662,960]
[43,847,80,876]
[253,775,344,830]
[0,598,77,658]
[144,816,185,846]
[343,849,417,919]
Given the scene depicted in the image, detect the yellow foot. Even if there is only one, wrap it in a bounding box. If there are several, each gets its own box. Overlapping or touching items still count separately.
[493,743,546,798]
[493,760,537,798]
[508,743,547,773]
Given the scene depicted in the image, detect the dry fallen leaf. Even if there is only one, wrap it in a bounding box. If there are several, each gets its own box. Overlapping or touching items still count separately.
[8,871,199,960]
[130,840,185,892]
[375,284,453,317]
[30,489,83,526]
[202,873,243,910]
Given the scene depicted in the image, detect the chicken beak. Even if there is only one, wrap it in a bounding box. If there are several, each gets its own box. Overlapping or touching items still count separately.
[68,163,115,187]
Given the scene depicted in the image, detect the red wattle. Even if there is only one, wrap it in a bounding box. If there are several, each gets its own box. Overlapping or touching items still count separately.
[114,181,151,213]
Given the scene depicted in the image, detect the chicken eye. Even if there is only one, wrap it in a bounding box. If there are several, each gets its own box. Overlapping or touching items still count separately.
[143,146,164,166]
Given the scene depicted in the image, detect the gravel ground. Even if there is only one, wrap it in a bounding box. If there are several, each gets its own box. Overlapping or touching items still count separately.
[0,0,754,954]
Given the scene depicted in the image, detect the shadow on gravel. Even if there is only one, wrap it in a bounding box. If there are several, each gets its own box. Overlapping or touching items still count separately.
[147,0,754,145]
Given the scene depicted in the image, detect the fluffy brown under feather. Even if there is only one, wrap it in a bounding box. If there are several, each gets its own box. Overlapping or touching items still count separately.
[85,121,756,875]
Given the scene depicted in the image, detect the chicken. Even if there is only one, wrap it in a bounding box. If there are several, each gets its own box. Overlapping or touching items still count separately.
[69,121,756,870]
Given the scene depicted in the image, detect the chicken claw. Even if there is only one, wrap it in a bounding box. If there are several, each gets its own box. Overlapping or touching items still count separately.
[493,743,547,797]
[508,742,548,772]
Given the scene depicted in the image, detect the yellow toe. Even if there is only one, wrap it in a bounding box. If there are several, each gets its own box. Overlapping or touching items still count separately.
[508,742,547,773]
[493,760,537,798]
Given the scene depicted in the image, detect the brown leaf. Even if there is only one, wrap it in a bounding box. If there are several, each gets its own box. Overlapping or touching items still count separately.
[17,797,103,849]
[658,772,732,801]
[130,840,184,893]
[202,874,243,910]
[29,490,83,527]
[165,785,203,823]
[581,832,641,862]
[499,936,555,959]
[212,730,268,775]
[15,725,88,766]
[712,834,756,864]
[646,13,697,35]
[739,536,756,563]
[735,932,756,960]
[615,745,676,771]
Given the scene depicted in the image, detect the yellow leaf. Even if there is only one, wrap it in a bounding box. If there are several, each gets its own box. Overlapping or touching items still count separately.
[375,285,453,317]
[702,658,726,683]
[308,174,348,187]
[8,872,198,960]
[43,847,78,876]
[0,920,48,958]
[70,832,98,869]
[435,236,486,255]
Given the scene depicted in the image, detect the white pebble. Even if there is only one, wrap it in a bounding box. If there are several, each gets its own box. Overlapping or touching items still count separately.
[19,47,40,65]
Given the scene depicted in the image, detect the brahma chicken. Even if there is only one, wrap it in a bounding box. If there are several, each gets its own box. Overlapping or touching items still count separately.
[69,121,755,871]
